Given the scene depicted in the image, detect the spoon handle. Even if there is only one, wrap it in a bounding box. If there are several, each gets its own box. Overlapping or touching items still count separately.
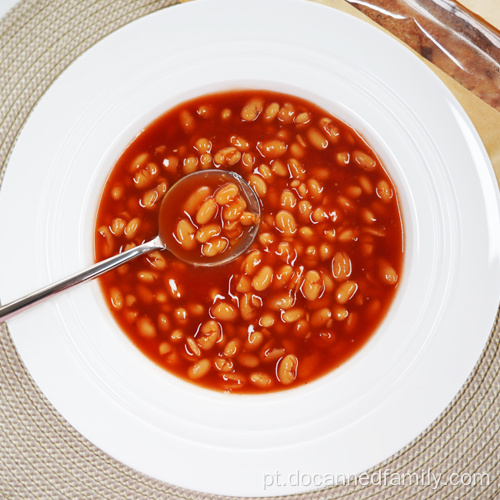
[0,236,165,323]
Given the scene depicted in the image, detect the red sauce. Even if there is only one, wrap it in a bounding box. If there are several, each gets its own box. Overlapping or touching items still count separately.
[95,90,404,393]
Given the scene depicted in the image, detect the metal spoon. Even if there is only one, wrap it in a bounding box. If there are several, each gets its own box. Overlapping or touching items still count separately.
[0,169,260,323]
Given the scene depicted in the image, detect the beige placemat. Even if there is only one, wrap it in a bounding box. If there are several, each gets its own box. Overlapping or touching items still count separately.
[0,0,498,498]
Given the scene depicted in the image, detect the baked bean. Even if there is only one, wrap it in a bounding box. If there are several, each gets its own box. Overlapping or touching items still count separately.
[211,301,239,321]
[159,341,172,355]
[230,135,250,151]
[307,179,324,200]
[338,196,354,211]
[307,127,328,149]
[250,372,273,388]
[109,287,124,310]
[241,98,264,121]
[295,112,310,124]
[224,339,241,358]
[111,186,124,200]
[238,353,260,368]
[124,217,141,240]
[183,186,212,215]
[379,261,399,285]
[290,142,305,158]
[259,313,275,328]
[197,320,220,350]
[353,150,377,170]
[214,357,234,372]
[271,159,288,177]
[263,102,280,121]
[183,156,198,174]
[202,237,228,257]
[125,294,137,308]
[299,226,314,241]
[258,232,275,248]
[242,249,262,274]
[257,164,273,180]
[222,202,244,222]
[133,162,159,189]
[332,252,352,281]
[166,277,183,299]
[268,292,294,311]
[245,330,264,350]
[257,140,287,159]
[248,174,267,197]
[298,200,313,221]
[188,359,210,379]
[261,345,286,363]
[301,270,323,301]
[359,175,373,194]
[241,152,255,171]
[320,117,340,141]
[130,152,149,171]
[338,228,357,242]
[346,185,363,199]
[332,305,348,321]
[197,104,214,118]
[364,227,386,237]
[200,153,212,168]
[287,158,306,180]
[311,208,328,223]
[175,219,197,250]
[110,217,126,236]
[273,264,294,289]
[186,337,201,357]
[277,354,298,385]
[196,198,218,225]
[362,208,377,224]
[275,210,297,236]
[235,275,251,293]
[336,151,350,166]
[214,147,241,166]
[137,317,156,338]
[146,251,167,270]
[195,223,221,243]
[376,179,394,201]
[170,329,183,342]
[311,307,332,327]
[180,110,195,132]
[158,313,170,332]
[221,372,246,388]
[282,308,306,323]
[336,280,358,304]
[240,211,259,226]
[280,190,297,210]
[142,189,159,209]
[214,183,239,205]
[195,138,212,154]
[162,155,179,174]
[174,307,189,324]
[319,243,333,261]
[252,265,274,291]
[137,270,157,283]
[276,241,296,265]
[239,293,258,321]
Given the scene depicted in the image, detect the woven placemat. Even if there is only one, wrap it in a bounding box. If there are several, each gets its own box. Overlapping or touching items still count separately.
[0,1,499,498]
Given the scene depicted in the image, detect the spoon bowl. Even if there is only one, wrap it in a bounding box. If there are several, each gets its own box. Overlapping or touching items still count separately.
[159,169,260,266]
